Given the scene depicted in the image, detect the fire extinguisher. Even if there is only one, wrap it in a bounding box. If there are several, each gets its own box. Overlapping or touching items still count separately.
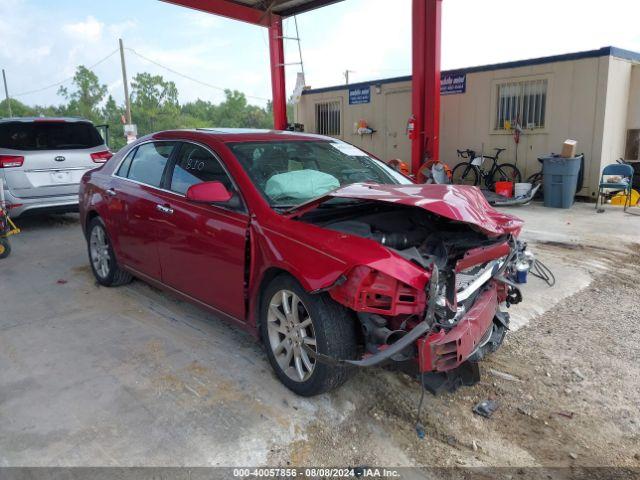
[406,115,416,140]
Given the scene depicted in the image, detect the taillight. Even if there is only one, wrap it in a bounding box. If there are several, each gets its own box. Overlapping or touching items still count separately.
[91,150,113,164]
[0,155,24,168]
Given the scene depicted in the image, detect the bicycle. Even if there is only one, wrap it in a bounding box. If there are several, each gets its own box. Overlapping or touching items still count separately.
[451,148,522,189]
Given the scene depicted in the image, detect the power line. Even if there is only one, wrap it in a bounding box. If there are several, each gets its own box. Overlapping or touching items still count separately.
[125,47,271,102]
[12,49,120,98]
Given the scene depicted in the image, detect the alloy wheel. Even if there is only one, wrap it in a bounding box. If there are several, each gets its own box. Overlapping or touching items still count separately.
[267,289,317,382]
[90,225,111,279]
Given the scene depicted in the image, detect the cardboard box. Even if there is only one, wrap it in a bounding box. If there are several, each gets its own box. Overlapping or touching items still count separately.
[561,139,577,158]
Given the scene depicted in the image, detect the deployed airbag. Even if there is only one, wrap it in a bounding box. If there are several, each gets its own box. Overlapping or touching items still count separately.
[265,169,340,201]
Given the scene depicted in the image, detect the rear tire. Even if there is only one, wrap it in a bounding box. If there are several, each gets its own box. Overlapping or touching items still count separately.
[452,162,480,186]
[259,274,358,396]
[87,217,132,287]
[489,163,522,189]
[0,238,11,259]
[527,172,544,199]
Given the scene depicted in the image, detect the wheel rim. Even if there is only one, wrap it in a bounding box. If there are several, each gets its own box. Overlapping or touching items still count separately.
[267,289,317,382]
[453,164,477,186]
[90,225,111,279]
[495,166,520,183]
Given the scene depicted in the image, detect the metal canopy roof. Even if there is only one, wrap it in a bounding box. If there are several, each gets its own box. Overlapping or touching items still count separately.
[163,0,344,18]
[229,0,343,17]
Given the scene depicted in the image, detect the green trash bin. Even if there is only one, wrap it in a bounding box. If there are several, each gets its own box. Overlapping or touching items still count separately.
[542,155,582,208]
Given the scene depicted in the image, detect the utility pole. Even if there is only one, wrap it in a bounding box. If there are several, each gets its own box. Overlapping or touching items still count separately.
[119,39,132,125]
[2,69,12,118]
[344,70,355,85]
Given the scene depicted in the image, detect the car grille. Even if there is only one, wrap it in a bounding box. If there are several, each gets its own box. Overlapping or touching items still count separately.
[456,260,503,302]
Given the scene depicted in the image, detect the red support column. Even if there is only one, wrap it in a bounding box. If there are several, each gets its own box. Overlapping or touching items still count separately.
[269,15,288,130]
[412,0,442,173]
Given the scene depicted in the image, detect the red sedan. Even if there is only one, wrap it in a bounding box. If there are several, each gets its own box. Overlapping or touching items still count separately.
[79,129,525,396]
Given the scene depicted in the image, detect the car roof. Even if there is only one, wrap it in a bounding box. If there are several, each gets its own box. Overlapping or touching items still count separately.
[153,128,336,143]
[0,117,94,124]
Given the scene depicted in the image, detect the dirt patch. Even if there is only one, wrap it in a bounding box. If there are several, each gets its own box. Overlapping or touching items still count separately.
[269,247,640,468]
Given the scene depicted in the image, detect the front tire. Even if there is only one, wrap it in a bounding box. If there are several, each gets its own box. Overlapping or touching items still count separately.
[87,217,132,287]
[260,275,358,396]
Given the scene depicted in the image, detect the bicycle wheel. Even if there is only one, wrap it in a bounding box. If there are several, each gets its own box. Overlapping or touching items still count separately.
[451,162,480,186]
[489,163,521,189]
[527,172,544,199]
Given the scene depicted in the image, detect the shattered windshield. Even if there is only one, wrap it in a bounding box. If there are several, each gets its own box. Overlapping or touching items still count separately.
[227,140,412,208]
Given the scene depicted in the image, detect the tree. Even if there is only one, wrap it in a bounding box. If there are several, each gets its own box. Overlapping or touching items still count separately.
[101,95,126,151]
[130,72,180,135]
[9,68,278,148]
[0,98,37,118]
[58,66,107,121]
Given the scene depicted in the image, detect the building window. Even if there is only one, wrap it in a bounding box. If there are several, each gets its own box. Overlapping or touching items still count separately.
[315,101,341,136]
[625,129,640,160]
[495,79,548,130]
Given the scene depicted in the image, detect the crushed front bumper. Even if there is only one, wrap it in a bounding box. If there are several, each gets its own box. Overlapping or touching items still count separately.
[318,281,505,373]
[417,282,499,372]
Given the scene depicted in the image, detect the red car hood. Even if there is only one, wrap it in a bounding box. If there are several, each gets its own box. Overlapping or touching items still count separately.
[288,183,523,237]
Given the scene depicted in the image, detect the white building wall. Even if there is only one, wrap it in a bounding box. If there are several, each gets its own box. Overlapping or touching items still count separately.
[298,52,637,197]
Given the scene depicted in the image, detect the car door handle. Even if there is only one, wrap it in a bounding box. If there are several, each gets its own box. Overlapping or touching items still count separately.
[105,188,117,196]
[156,204,174,215]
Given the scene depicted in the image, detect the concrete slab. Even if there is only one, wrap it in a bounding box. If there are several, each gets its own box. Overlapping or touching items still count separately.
[501,201,639,251]
[500,201,638,330]
[0,215,343,466]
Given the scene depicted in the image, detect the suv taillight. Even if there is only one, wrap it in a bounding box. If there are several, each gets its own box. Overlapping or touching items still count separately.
[91,150,113,164]
[0,155,24,168]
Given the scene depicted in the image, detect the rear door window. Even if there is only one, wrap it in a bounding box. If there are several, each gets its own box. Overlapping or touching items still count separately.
[0,121,104,150]
[122,142,176,188]
[169,143,234,195]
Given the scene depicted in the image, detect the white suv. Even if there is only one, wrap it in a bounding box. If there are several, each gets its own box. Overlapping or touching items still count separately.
[0,117,112,218]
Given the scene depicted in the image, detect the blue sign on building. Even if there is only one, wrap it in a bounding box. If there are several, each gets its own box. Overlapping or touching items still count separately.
[349,86,371,105]
[441,73,466,95]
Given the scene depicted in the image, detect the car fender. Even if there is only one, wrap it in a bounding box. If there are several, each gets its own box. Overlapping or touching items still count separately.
[247,216,431,328]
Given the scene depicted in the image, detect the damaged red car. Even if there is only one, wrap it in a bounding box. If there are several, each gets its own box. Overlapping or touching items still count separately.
[79,129,526,396]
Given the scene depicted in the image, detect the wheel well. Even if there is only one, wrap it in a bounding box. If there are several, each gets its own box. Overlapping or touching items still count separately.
[254,267,291,332]
[85,210,100,238]
[253,267,364,347]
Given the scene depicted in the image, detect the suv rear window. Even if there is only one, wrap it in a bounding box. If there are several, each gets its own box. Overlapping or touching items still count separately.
[0,121,103,151]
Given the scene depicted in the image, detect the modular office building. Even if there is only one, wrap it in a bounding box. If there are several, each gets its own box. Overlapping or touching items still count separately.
[295,47,640,197]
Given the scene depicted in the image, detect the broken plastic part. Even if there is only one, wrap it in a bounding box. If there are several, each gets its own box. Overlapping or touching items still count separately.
[328,266,426,316]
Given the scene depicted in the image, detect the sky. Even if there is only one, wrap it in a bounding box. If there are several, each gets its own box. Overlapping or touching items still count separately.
[1,0,640,108]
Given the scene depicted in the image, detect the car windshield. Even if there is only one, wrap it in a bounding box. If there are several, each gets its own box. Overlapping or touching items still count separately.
[0,121,103,151]
[227,140,412,208]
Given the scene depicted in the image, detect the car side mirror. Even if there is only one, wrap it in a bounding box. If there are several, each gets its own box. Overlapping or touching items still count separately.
[186,181,233,203]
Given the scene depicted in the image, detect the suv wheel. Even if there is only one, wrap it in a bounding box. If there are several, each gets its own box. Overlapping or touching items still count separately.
[87,217,132,287]
[260,274,357,396]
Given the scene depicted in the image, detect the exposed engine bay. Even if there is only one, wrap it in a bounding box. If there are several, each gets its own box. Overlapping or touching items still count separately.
[299,199,527,392]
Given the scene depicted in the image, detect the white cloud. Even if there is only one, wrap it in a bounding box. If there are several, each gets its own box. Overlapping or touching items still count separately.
[63,16,104,43]
[294,0,411,89]
[108,19,138,39]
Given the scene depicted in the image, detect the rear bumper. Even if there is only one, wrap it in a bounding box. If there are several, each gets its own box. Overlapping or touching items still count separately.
[417,282,498,372]
[4,191,79,218]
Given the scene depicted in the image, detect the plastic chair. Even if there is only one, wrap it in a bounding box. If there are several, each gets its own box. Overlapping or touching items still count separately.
[595,163,634,212]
